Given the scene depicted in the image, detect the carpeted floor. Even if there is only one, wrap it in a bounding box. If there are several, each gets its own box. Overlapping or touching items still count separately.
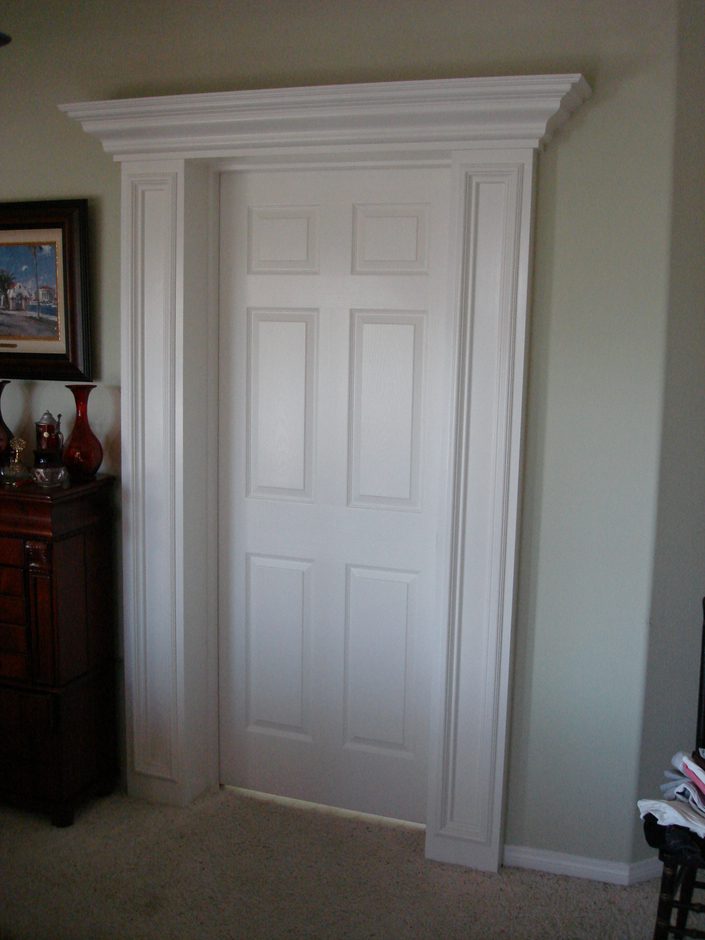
[0,788,663,939]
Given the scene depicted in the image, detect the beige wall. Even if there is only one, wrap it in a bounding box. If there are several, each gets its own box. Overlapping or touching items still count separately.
[635,0,705,860]
[1,0,702,866]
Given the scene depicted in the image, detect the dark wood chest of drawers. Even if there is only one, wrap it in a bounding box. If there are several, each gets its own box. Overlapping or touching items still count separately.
[0,476,116,825]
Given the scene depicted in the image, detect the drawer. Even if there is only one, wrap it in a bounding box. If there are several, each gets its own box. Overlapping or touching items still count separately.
[0,621,30,680]
[0,538,23,567]
[0,594,25,625]
[0,622,29,654]
[0,685,52,737]
[0,567,23,596]
[0,598,24,626]
[0,650,30,681]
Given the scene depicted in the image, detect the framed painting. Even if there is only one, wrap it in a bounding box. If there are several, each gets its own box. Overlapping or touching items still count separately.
[0,199,92,380]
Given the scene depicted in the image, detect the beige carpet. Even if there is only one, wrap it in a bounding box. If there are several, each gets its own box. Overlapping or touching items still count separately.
[0,788,662,939]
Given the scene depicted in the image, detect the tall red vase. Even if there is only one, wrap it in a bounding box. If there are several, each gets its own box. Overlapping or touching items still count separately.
[63,384,103,481]
[0,380,13,466]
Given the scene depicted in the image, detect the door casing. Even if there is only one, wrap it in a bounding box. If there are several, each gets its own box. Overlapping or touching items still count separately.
[61,76,590,871]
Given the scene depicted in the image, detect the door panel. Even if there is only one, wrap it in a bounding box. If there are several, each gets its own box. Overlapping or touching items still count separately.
[349,310,424,508]
[219,167,451,823]
[248,309,316,500]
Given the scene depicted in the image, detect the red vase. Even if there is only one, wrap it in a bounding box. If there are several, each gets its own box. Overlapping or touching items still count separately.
[63,384,103,481]
[0,380,13,466]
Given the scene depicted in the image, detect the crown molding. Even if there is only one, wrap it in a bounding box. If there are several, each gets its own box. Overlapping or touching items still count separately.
[60,75,590,162]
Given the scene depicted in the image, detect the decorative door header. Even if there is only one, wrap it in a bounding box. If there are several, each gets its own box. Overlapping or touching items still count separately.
[61,75,590,163]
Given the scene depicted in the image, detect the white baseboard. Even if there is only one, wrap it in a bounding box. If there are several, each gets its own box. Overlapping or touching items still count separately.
[503,844,662,885]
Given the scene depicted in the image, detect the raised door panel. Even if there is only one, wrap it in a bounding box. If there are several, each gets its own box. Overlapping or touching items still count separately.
[352,204,429,274]
[249,207,319,274]
[246,554,313,739]
[247,310,317,501]
[344,565,417,752]
[349,310,424,509]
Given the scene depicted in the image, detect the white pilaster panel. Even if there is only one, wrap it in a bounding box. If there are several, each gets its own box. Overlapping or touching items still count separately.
[426,150,536,871]
[122,159,218,803]
[122,170,179,783]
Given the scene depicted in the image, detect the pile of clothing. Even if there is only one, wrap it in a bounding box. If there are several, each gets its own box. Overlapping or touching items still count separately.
[638,750,705,838]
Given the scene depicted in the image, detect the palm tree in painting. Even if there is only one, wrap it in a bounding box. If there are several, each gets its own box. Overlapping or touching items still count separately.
[30,245,54,317]
[0,269,14,311]
[30,245,41,316]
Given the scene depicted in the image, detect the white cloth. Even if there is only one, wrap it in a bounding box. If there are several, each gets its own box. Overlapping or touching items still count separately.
[638,799,705,838]
[661,777,705,814]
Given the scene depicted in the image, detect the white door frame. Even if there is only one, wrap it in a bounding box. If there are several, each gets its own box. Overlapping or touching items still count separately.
[62,76,589,871]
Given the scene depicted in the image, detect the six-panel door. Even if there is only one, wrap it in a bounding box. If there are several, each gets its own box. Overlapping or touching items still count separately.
[218,167,453,823]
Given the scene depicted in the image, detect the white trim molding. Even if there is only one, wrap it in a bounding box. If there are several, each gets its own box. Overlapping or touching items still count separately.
[504,845,662,886]
[60,75,589,162]
[61,76,589,868]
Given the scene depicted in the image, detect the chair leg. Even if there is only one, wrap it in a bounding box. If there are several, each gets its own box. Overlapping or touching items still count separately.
[674,865,697,939]
[654,858,680,940]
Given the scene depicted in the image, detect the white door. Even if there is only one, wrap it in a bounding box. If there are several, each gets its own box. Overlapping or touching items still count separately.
[218,166,452,823]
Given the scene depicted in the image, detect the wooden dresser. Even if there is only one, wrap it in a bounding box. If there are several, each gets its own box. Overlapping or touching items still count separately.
[0,476,116,825]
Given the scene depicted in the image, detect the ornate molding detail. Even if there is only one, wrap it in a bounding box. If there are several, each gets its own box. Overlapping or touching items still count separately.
[60,75,590,162]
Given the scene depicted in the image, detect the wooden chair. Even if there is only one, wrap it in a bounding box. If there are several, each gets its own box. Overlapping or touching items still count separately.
[643,599,705,939]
